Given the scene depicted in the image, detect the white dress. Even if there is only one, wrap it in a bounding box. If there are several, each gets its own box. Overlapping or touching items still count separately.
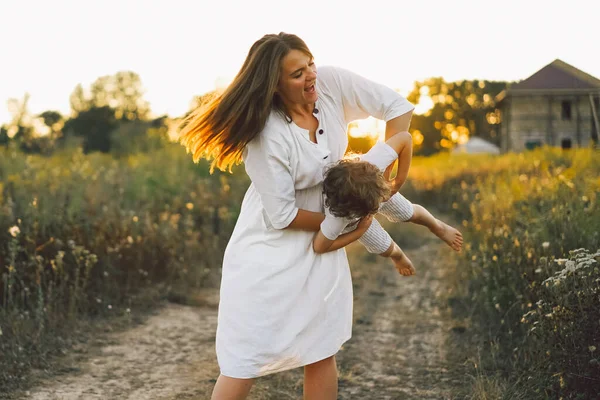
[216,65,415,379]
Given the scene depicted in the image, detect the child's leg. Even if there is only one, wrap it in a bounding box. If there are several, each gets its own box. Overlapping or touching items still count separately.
[378,194,463,252]
[381,241,415,276]
[409,205,463,252]
[357,218,415,276]
[357,217,394,255]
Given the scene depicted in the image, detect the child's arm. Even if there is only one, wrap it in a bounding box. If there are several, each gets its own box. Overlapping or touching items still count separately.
[383,130,413,194]
[313,215,373,254]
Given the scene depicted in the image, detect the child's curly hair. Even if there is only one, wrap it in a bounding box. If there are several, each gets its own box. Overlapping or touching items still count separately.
[323,158,391,219]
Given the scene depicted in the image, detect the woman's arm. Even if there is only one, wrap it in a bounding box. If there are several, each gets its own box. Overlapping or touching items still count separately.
[384,112,413,141]
[286,209,326,231]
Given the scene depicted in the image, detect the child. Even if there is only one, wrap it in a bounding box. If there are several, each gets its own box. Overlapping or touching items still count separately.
[313,131,463,276]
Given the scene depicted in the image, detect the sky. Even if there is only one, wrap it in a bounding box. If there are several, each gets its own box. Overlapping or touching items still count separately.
[1,0,599,126]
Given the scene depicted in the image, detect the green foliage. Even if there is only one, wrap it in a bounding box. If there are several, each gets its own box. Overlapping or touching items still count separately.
[403,148,600,398]
[522,249,600,397]
[110,119,170,157]
[62,106,117,153]
[0,145,250,389]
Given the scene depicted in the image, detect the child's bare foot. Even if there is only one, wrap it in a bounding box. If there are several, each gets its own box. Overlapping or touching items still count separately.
[431,220,463,252]
[391,252,416,276]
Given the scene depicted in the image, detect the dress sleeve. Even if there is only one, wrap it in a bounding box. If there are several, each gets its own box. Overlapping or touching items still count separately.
[318,65,415,124]
[243,131,298,229]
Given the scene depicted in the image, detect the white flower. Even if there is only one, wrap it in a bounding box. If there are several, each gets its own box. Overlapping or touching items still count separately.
[8,226,20,237]
[542,242,550,249]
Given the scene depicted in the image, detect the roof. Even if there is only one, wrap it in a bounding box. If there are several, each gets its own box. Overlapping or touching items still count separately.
[511,59,600,91]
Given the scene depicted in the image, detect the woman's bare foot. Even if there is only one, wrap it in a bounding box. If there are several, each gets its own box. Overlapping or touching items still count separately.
[391,252,416,276]
[430,220,463,252]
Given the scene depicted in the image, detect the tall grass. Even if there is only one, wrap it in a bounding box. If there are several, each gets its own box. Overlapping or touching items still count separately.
[0,144,249,390]
[403,147,600,398]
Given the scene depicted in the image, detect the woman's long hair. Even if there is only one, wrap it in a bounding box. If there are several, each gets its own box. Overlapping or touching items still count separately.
[178,32,313,172]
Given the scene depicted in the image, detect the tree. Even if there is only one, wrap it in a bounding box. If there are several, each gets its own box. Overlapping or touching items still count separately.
[68,71,150,121]
[63,71,151,152]
[69,84,87,116]
[407,78,508,154]
[38,110,64,140]
[6,93,34,142]
[62,106,117,153]
[0,126,9,146]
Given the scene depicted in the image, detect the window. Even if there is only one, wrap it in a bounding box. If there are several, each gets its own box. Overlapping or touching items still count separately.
[561,138,572,149]
[561,100,572,120]
[525,140,542,150]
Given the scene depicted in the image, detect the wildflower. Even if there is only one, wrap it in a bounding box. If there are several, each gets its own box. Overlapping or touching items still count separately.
[186,203,194,210]
[8,226,20,237]
[590,346,597,353]
[542,242,550,249]
[108,305,112,310]
[127,236,134,244]
[126,308,131,313]
[132,216,139,222]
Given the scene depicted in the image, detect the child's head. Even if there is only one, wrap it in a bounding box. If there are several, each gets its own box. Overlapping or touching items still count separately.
[323,158,391,219]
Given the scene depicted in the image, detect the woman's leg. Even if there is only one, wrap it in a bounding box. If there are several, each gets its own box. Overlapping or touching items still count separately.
[210,374,254,400]
[304,355,338,400]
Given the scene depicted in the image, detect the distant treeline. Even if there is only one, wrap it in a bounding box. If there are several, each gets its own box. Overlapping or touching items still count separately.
[0,71,510,156]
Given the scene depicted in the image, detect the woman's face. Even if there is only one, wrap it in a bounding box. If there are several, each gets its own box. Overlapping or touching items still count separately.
[277,49,318,106]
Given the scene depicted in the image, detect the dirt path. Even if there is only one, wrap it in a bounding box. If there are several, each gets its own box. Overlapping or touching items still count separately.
[14,221,469,399]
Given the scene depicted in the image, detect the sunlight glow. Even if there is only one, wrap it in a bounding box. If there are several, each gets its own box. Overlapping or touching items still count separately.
[414,95,434,115]
[348,117,386,140]
[412,130,424,146]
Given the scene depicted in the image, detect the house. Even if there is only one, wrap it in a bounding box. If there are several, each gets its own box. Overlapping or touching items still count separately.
[497,59,600,152]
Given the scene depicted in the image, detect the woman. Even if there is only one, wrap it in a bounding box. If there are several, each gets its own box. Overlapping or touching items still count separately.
[178,32,414,400]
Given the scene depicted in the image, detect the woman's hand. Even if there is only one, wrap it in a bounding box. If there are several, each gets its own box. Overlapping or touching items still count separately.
[355,214,374,234]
